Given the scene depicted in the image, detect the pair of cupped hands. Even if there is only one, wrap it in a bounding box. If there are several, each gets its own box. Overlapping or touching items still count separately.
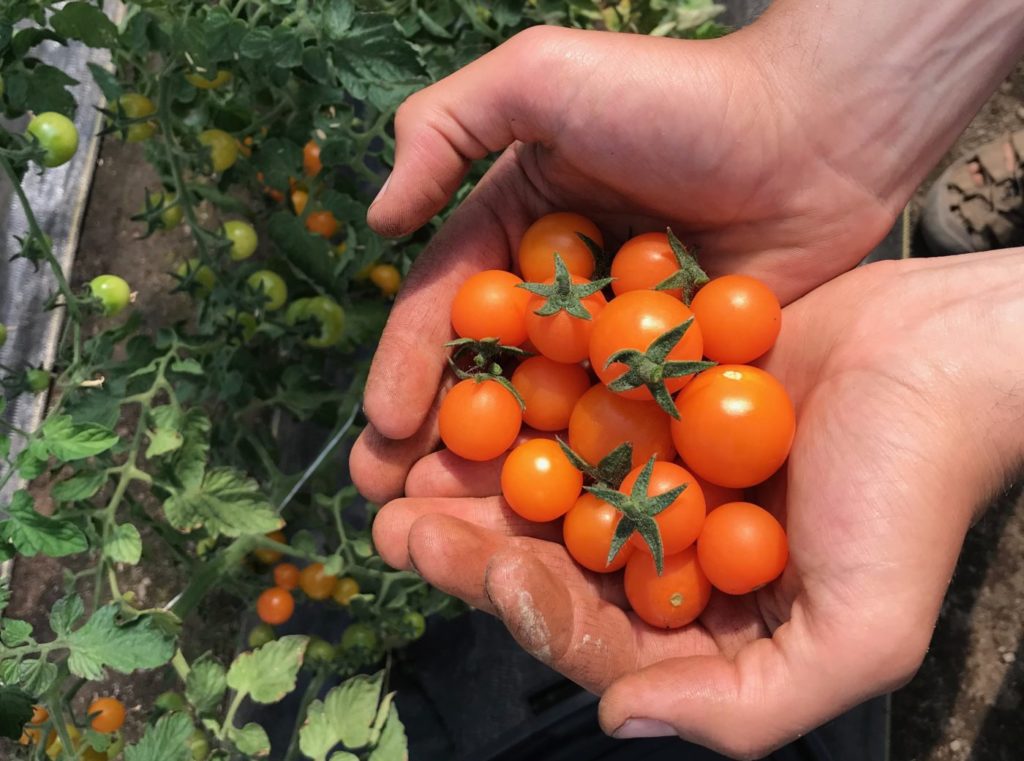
[349,27,1024,759]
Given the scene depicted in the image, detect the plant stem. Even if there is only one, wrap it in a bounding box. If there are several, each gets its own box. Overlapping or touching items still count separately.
[218,690,246,742]
[282,669,326,761]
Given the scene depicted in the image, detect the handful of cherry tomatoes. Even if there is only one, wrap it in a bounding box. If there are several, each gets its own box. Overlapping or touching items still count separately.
[438,213,793,629]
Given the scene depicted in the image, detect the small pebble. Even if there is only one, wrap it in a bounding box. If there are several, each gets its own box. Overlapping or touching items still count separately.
[950,739,963,752]
[1000,81,1013,93]
[1003,651,1016,663]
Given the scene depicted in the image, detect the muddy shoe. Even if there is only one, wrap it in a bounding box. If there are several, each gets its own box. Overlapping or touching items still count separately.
[921,130,1024,255]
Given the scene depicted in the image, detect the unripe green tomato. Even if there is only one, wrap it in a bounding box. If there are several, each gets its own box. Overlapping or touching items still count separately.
[154,691,187,712]
[186,69,232,90]
[176,259,216,297]
[144,192,183,229]
[222,220,258,261]
[285,296,345,348]
[403,611,426,641]
[27,112,79,167]
[340,622,378,653]
[89,275,132,316]
[247,623,275,649]
[189,728,210,760]
[197,129,238,173]
[107,732,124,759]
[117,93,156,142]
[306,637,336,665]
[246,270,287,311]
[0,323,7,347]
[26,369,50,394]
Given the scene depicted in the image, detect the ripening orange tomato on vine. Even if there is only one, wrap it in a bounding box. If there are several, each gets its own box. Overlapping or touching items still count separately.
[305,210,339,239]
[517,212,602,282]
[567,384,674,469]
[256,587,295,625]
[690,275,781,364]
[562,493,635,573]
[451,270,531,346]
[273,562,300,590]
[619,461,706,557]
[610,232,683,299]
[303,139,322,176]
[697,501,788,594]
[510,356,591,431]
[439,378,523,461]
[525,275,607,364]
[624,546,711,629]
[88,697,126,733]
[501,439,582,522]
[299,563,338,600]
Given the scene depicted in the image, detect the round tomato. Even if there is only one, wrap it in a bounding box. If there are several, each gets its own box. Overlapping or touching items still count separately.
[671,365,795,488]
[186,69,232,89]
[562,492,635,573]
[178,258,216,296]
[27,112,78,167]
[619,461,705,556]
[189,729,210,761]
[44,725,81,760]
[88,697,125,733]
[286,296,345,347]
[247,270,287,311]
[146,192,182,229]
[589,290,703,400]
[307,637,336,664]
[501,439,582,522]
[117,93,156,142]
[222,220,258,261]
[341,622,378,652]
[299,563,338,600]
[370,264,401,297]
[253,530,286,565]
[451,270,530,345]
[518,212,601,282]
[525,275,607,363]
[26,369,51,394]
[624,546,711,629]
[510,356,590,431]
[303,139,322,176]
[20,705,48,745]
[291,188,309,215]
[402,611,427,641]
[273,562,300,590]
[610,232,683,299]
[690,274,782,364]
[305,210,339,238]
[567,384,674,469]
[89,275,131,316]
[439,378,522,461]
[256,587,295,625]
[247,623,276,648]
[698,501,788,594]
[332,576,360,605]
[198,129,238,172]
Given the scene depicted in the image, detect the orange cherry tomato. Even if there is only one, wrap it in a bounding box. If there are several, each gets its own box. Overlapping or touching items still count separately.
[562,492,635,573]
[589,290,704,400]
[620,461,705,557]
[518,212,602,282]
[20,706,48,745]
[439,378,523,461]
[624,546,710,628]
[303,139,322,176]
[291,188,309,215]
[369,264,401,297]
[299,563,338,600]
[332,576,360,605]
[510,356,591,431]
[671,365,795,488]
[451,270,531,346]
[524,275,607,363]
[273,562,300,590]
[305,210,339,238]
[88,697,126,733]
[610,232,683,299]
[258,172,285,203]
[697,501,788,594]
[253,530,286,564]
[500,439,582,522]
[691,275,781,364]
[256,587,295,624]
[568,384,674,469]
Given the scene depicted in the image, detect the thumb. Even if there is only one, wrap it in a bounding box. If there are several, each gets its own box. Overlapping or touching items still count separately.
[368,26,583,237]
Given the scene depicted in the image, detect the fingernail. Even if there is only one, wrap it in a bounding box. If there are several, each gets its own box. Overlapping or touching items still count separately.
[612,719,676,739]
[371,173,391,207]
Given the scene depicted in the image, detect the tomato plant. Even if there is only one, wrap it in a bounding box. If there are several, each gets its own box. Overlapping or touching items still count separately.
[26,112,78,168]
[286,296,346,348]
[303,139,322,177]
[501,439,583,522]
[222,220,258,261]
[369,264,402,297]
[246,269,287,311]
[273,562,301,591]
[299,562,338,601]
[88,275,131,316]
[87,697,125,733]
[197,128,238,173]
[697,502,789,594]
[256,587,296,625]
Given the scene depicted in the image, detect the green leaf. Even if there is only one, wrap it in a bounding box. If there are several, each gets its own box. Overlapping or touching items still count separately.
[49,594,85,637]
[5,62,78,117]
[368,702,407,761]
[0,619,34,647]
[170,358,203,376]
[50,2,118,48]
[239,28,272,59]
[226,635,307,704]
[124,713,193,761]
[329,753,360,761]
[147,403,184,458]
[186,655,227,715]
[42,415,118,461]
[169,409,211,490]
[163,467,282,539]
[105,523,142,564]
[87,62,121,100]
[52,470,107,502]
[0,685,34,741]
[299,672,384,759]
[0,659,58,695]
[229,723,271,756]
[323,0,355,38]
[0,491,88,558]
[15,448,47,480]
[66,606,176,680]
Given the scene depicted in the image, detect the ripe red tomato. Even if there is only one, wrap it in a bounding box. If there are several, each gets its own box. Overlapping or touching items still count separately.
[518,212,602,282]
[451,270,531,346]
[510,356,591,431]
[303,139,322,176]
[299,563,338,600]
[500,439,582,521]
[568,384,674,469]
[273,562,300,590]
[671,365,795,488]
[305,210,339,238]
[691,275,781,363]
[439,378,523,461]
[620,461,705,557]
[697,501,788,594]
[610,232,682,299]
[562,493,635,573]
[88,697,126,733]
[589,290,704,400]
[256,587,295,625]
[624,546,711,629]
[525,275,607,363]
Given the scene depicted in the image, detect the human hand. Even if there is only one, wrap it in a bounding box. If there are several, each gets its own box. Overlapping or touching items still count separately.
[367,250,1024,759]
